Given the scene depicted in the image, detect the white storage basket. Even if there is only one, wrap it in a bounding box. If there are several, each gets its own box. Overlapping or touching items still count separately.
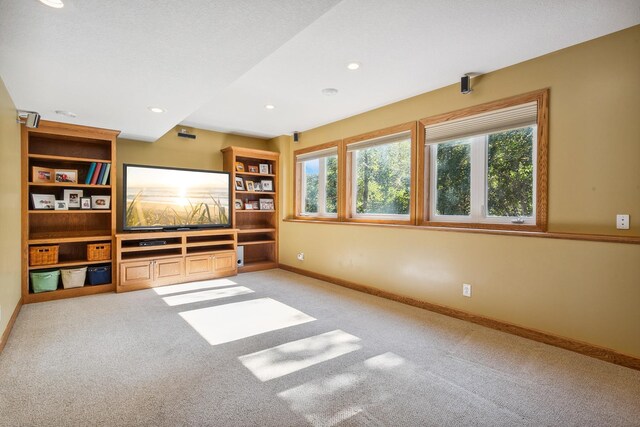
[60,267,87,289]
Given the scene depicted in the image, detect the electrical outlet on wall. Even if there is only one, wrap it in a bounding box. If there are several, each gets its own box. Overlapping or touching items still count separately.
[463,284,472,297]
[616,214,630,230]
[297,252,304,261]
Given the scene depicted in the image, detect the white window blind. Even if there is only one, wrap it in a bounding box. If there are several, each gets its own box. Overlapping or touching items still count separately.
[425,101,537,144]
[296,147,337,162]
[347,130,411,152]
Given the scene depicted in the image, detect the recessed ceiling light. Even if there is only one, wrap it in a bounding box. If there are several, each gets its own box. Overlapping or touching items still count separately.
[265,104,275,110]
[55,110,77,118]
[148,106,166,113]
[347,62,360,70]
[321,88,339,96]
[38,0,64,8]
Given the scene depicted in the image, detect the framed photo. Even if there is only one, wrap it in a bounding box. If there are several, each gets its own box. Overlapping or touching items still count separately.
[235,162,245,172]
[254,182,262,192]
[246,181,254,192]
[54,200,68,211]
[32,166,54,183]
[259,198,274,210]
[261,180,273,192]
[91,195,111,209]
[259,164,269,174]
[234,199,243,210]
[234,176,245,191]
[54,169,78,183]
[244,202,253,210]
[248,165,259,173]
[31,194,55,210]
[80,197,92,210]
[250,200,259,210]
[63,189,83,209]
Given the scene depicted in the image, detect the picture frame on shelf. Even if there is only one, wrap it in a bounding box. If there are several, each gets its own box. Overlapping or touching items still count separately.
[235,162,245,172]
[259,198,274,210]
[80,197,92,210]
[244,202,253,210]
[54,169,78,183]
[234,176,245,191]
[54,200,68,210]
[91,195,111,209]
[248,165,259,173]
[246,181,254,192]
[254,182,262,192]
[259,164,269,174]
[261,180,273,191]
[31,194,55,210]
[63,189,84,209]
[250,200,259,210]
[32,166,54,183]
[234,199,243,210]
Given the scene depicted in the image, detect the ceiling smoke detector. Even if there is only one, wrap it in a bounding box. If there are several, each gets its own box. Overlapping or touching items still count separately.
[321,88,338,96]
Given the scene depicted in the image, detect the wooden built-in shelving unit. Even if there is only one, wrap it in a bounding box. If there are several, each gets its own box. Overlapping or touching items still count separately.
[21,121,120,303]
[222,146,279,272]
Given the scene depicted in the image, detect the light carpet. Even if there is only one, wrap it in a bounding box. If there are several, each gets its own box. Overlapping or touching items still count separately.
[1,269,639,426]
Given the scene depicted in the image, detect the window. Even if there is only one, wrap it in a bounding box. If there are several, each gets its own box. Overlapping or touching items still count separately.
[295,144,339,218]
[420,90,548,230]
[345,122,416,223]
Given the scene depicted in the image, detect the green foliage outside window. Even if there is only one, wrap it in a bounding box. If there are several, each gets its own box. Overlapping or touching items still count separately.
[436,141,471,215]
[303,156,338,215]
[355,140,411,215]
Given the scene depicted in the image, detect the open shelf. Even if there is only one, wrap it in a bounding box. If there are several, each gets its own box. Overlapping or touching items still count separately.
[237,227,276,234]
[28,259,112,271]
[29,182,111,189]
[29,210,112,214]
[239,261,278,273]
[239,240,276,246]
[25,283,114,304]
[29,232,111,243]
[236,191,276,195]
[28,153,112,164]
[236,171,275,178]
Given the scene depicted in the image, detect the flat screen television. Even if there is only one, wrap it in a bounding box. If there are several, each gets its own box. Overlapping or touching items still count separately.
[123,163,231,231]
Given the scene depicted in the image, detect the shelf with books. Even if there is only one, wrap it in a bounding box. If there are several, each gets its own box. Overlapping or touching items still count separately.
[21,120,119,303]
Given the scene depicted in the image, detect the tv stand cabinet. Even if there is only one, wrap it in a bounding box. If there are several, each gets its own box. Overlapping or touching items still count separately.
[115,229,237,292]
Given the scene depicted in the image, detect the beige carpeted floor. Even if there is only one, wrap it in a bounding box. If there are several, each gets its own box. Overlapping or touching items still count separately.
[1,269,639,426]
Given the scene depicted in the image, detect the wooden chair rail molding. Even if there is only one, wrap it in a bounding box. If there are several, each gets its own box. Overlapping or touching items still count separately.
[283,218,640,245]
[279,264,640,371]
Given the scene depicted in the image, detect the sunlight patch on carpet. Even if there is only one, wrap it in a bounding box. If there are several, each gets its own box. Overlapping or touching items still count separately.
[179,298,315,345]
[153,278,238,295]
[239,330,362,381]
[162,286,254,306]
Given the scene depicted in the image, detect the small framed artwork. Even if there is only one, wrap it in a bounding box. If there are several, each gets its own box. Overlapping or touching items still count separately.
[235,162,245,172]
[248,165,259,173]
[54,200,68,211]
[250,201,259,210]
[259,164,269,174]
[246,181,254,192]
[244,202,253,210]
[31,194,55,210]
[80,197,92,210]
[63,189,83,209]
[259,198,274,210]
[261,180,273,192]
[234,199,243,210]
[54,169,78,183]
[32,166,54,183]
[234,176,245,191]
[254,182,262,192]
[91,195,111,209]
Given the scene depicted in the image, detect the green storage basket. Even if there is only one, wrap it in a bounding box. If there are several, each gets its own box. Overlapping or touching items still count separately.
[30,269,60,293]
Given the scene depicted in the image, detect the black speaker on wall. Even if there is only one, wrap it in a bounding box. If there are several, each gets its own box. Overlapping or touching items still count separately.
[293,131,300,143]
[461,75,472,94]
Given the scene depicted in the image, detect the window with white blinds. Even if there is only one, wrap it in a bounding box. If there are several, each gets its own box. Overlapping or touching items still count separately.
[422,95,545,227]
[295,146,338,217]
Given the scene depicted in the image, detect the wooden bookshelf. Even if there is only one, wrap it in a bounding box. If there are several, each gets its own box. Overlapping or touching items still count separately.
[21,121,120,303]
[222,147,279,272]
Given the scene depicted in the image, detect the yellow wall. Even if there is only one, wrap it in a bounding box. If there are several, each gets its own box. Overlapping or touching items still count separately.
[116,127,269,230]
[277,26,640,357]
[0,77,22,339]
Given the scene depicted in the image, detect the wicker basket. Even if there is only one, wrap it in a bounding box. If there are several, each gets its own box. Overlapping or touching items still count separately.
[87,243,111,261]
[29,245,59,266]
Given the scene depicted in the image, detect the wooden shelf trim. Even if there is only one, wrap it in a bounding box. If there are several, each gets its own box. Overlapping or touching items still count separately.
[236,190,276,195]
[29,153,111,164]
[25,283,114,304]
[236,210,276,213]
[238,261,278,273]
[187,240,236,248]
[120,243,183,253]
[29,182,111,189]
[28,259,112,270]
[237,240,276,246]
[236,228,276,234]
[29,233,112,243]
[29,209,112,214]
[236,171,275,178]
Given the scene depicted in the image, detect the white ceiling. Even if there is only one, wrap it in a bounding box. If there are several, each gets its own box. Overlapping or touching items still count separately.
[1,0,638,141]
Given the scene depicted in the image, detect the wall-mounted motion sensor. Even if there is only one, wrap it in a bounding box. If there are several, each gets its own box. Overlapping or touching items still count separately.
[17,111,41,128]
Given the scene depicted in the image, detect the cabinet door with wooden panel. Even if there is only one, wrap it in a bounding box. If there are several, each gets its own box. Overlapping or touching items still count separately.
[119,260,154,289]
[212,251,236,276]
[154,257,185,285]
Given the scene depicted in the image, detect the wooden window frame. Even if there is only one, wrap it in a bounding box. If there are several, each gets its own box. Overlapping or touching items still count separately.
[342,122,418,225]
[293,140,342,221]
[417,89,549,232]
